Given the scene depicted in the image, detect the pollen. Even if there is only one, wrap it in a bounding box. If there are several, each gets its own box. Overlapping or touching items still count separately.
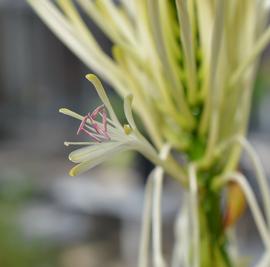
[124,124,132,135]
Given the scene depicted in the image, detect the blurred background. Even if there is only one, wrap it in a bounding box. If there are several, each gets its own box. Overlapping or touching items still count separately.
[0,1,270,267]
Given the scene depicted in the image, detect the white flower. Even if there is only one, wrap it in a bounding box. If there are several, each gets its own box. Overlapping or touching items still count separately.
[60,74,184,181]
[28,0,270,172]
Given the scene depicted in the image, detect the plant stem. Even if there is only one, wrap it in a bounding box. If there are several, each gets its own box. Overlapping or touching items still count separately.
[198,187,232,267]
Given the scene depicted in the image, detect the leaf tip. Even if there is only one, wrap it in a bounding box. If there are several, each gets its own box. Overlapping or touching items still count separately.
[85,73,98,83]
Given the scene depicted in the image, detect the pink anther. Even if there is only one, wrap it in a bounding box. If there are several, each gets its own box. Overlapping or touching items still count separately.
[90,104,105,119]
[79,128,101,142]
[77,116,88,135]
[77,115,101,142]
[76,105,110,142]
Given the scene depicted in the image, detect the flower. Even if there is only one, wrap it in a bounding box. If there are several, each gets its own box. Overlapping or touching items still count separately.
[60,74,184,181]
[29,0,270,176]
[28,2,270,265]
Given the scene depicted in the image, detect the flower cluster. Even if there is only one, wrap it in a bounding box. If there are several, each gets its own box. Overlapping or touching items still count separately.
[28,1,270,266]
[28,0,270,178]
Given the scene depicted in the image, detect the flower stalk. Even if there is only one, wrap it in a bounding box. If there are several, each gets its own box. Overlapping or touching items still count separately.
[28,0,270,266]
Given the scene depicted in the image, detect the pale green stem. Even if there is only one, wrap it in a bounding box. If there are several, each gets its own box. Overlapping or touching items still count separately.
[188,164,200,267]
[171,201,189,267]
[57,0,100,50]
[155,0,186,97]
[136,0,178,122]
[98,0,137,46]
[255,253,270,267]
[171,166,199,267]
[230,25,270,88]
[199,1,225,162]
[135,138,186,184]
[138,170,154,267]
[152,145,171,267]
[224,82,254,172]
[202,0,225,161]
[227,228,240,266]
[239,138,270,228]
[176,0,198,105]
[76,0,124,44]
[138,145,170,267]
[148,0,188,115]
[158,0,190,104]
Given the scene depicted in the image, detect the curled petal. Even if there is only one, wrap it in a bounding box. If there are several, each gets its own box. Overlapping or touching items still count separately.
[86,74,122,129]
[69,141,130,163]
[59,108,84,121]
[69,143,130,176]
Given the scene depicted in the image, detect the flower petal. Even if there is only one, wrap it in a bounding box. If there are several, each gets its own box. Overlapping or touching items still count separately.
[69,141,129,163]
[86,74,122,129]
[69,144,129,176]
[59,108,84,121]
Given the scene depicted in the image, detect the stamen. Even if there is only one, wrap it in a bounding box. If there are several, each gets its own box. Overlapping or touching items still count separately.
[102,108,107,132]
[90,104,105,119]
[89,111,110,140]
[80,128,102,142]
[77,115,88,135]
[124,124,132,135]
[76,105,111,142]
